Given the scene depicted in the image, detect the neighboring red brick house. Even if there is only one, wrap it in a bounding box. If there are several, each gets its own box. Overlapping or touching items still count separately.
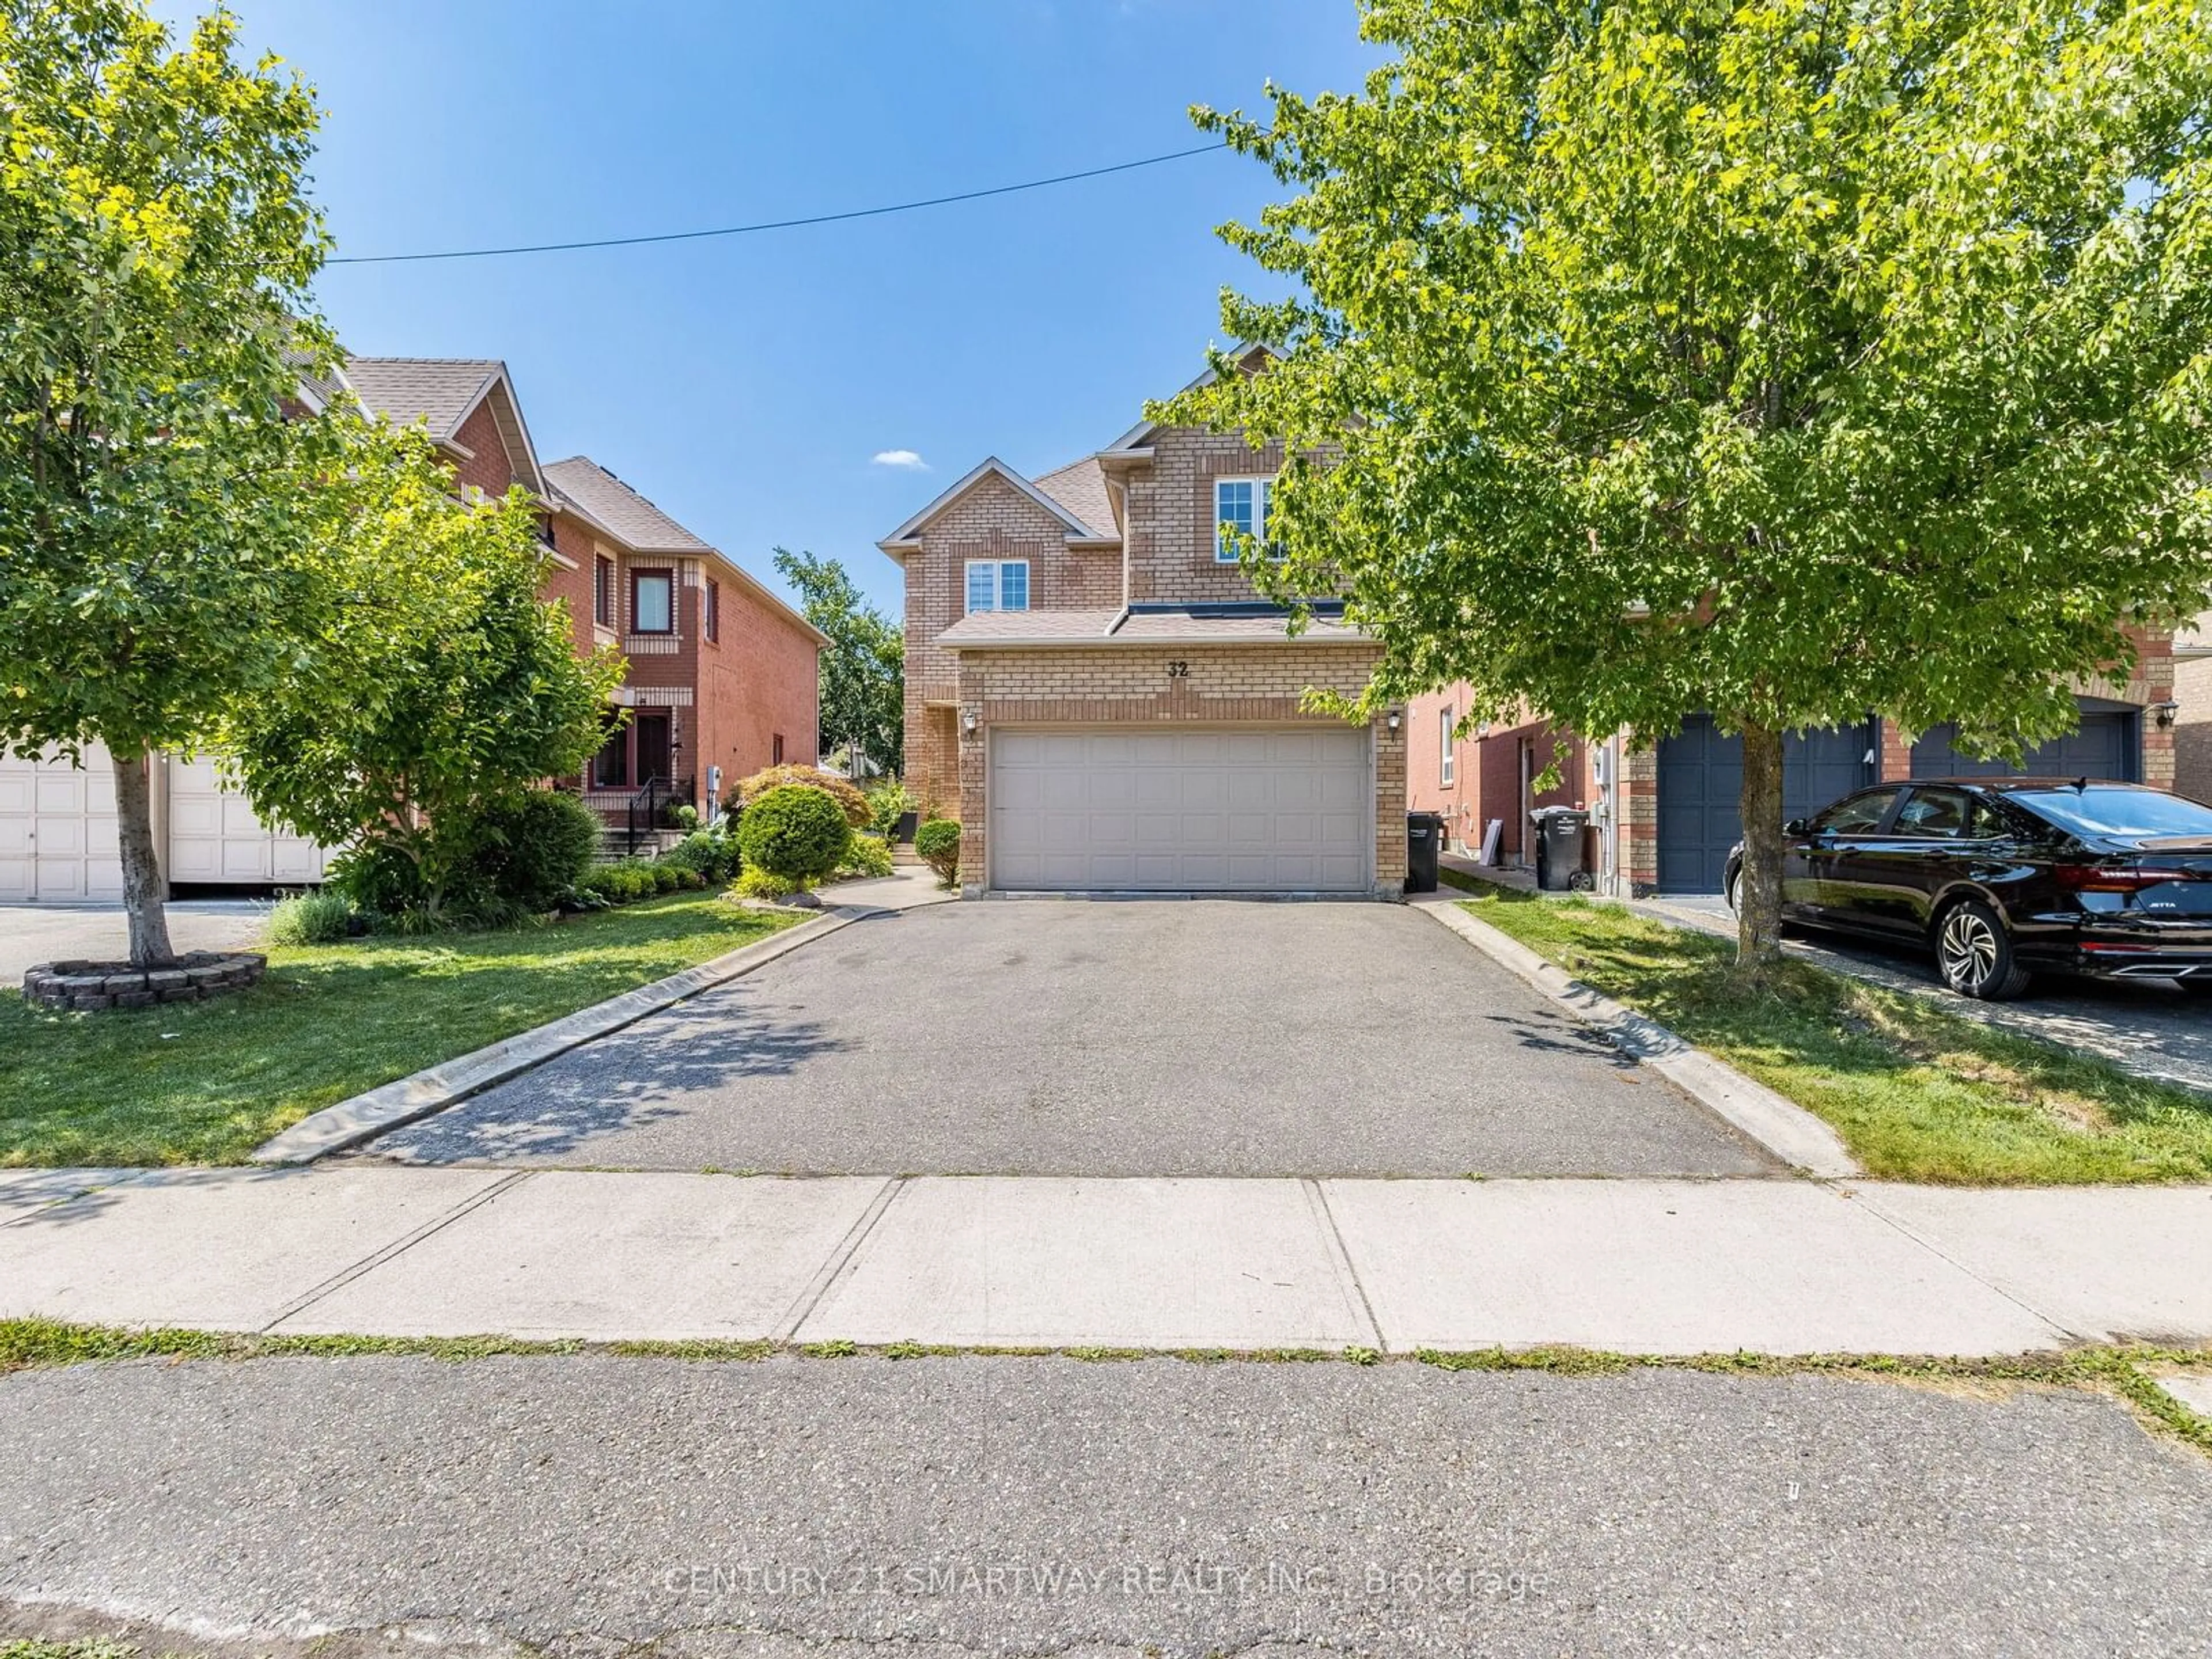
[1405,691,1591,871]
[342,360,827,829]
[880,345,1407,898]
[1408,635,2178,896]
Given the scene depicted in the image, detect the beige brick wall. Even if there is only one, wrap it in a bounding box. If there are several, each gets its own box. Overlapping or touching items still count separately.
[949,642,1404,897]
[1122,428,1292,605]
[899,469,1120,808]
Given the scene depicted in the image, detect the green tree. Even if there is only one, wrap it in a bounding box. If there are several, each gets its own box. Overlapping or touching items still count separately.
[0,0,347,965]
[218,434,625,919]
[1164,0,2212,966]
[772,547,903,779]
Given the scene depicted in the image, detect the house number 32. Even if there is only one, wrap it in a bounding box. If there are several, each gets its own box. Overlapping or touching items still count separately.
[1166,660,1190,679]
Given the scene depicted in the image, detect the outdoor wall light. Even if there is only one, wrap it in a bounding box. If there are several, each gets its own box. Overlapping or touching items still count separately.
[2153,699,2181,730]
[1385,709,1402,733]
[961,709,979,736]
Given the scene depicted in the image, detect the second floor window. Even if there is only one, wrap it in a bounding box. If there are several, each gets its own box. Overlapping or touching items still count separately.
[1215,476,1273,561]
[631,569,674,634]
[705,578,721,643]
[965,559,1029,613]
[1440,706,1455,787]
[594,555,615,627]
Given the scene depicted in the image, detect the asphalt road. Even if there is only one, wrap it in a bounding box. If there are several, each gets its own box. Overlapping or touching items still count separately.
[367,900,1775,1177]
[3,1355,2209,1657]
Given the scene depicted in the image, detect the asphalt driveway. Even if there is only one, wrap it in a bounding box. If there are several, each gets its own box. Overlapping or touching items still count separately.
[0,900,266,984]
[367,900,1777,1178]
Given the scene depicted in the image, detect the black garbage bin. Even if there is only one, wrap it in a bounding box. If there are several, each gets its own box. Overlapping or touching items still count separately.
[1530,805,1590,892]
[1406,810,1444,894]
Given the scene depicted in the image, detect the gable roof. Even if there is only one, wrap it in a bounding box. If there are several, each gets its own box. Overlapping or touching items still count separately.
[543,457,714,555]
[1033,456,1117,540]
[874,456,1118,563]
[544,456,830,648]
[1101,341,1277,454]
[342,356,543,494]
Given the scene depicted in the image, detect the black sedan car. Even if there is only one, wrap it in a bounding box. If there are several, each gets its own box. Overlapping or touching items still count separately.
[1722,778,2212,1000]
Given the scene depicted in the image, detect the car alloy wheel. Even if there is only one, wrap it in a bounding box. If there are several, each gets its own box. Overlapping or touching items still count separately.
[1936,900,2031,1000]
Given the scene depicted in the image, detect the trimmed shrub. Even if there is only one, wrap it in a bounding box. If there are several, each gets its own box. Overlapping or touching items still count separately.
[325,840,430,918]
[728,763,873,829]
[736,784,853,891]
[915,819,961,885]
[651,861,685,894]
[267,891,355,945]
[471,790,602,914]
[734,865,799,900]
[835,832,895,880]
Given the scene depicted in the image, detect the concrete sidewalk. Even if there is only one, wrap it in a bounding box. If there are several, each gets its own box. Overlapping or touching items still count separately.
[5,1165,2207,1355]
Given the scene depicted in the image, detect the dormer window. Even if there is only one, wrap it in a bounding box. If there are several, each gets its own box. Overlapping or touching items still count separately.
[1215,476,1274,561]
[965,559,1029,613]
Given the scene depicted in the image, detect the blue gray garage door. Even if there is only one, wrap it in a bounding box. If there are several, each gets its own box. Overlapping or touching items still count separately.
[1656,716,1875,895]
[1909,711,2135,782]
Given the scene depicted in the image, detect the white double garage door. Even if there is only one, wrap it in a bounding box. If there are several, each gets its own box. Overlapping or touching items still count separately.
[0,747,326,902]
[988,726,1373,893]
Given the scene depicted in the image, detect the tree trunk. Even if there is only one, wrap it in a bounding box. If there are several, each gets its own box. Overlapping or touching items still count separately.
[111,745,176,968]
[1736,721,1785,967]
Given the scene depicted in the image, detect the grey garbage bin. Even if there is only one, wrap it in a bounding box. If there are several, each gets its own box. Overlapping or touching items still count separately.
[1406,811,1444,894]
[1530,805,1590,892]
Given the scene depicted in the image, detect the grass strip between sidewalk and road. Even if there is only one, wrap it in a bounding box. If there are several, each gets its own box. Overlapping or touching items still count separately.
[1,1316,2207,1456]
[1452,886,2212,1185]
[0,892,793,1168]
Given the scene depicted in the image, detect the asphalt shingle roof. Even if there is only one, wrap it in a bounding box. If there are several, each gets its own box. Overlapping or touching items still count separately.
[542,457,714,554]
[1032,457,1116,540]
[341,358,504,442]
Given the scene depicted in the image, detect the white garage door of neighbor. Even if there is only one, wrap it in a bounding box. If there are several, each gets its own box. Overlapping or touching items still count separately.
[990,726,1372,892]
[0,745,124,903]
[166,756,327,885]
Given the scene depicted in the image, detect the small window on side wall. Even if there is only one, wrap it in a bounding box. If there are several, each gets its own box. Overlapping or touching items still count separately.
[1215,476,1272,562]
[964,559,1029,613]
[632,570,673,634]
[705,578,720,643]
[594,555,615,627]
[1440,707,1455,787]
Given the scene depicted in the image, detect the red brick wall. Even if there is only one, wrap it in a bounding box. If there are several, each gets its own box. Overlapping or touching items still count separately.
[1404,686,1585,862]
[448,399,522,499]
[695,569,821,798]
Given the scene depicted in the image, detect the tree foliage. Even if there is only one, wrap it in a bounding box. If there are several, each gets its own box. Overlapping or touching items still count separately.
[218,433,624,919]
[771,547,903,778]
[0,0,347,963]
[1164,0,2212,962]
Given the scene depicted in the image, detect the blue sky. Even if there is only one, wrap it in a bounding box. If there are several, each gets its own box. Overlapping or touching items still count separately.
[174,2,1381,616]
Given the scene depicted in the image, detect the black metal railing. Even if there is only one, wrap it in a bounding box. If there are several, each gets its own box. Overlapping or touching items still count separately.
[616,775,695,857]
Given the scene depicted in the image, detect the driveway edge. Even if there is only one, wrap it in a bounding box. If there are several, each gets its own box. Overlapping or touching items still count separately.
[1410,896,1861,1178]
[249,906,872,1166]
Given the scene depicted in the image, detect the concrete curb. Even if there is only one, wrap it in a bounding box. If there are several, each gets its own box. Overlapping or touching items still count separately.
[1411,896,1862,1179]
[249,904,887,1166]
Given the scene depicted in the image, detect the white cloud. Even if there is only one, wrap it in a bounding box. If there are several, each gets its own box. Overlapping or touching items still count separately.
[871,449,929,471]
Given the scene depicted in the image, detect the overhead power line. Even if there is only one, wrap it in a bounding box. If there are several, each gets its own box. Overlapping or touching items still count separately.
[325,141,1232,266]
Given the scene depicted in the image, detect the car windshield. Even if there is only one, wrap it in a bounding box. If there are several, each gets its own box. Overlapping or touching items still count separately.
[2009,787,2212,839]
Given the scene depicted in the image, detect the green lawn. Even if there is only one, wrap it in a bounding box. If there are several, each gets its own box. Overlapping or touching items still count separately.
[1457,888,2212,1184]
[0,892,793,1168]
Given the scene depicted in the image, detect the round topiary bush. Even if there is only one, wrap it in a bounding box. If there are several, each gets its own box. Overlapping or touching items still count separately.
[914,818,961,886]
[728,763,873,829]
[736,784,853,891]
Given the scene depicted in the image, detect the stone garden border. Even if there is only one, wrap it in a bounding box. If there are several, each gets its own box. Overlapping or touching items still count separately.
[21,951,267,1013]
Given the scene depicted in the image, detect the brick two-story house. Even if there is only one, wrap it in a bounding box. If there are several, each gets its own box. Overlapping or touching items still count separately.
[879,346,1406,899]
[1409,646,2178,896]
[0,356,823,902]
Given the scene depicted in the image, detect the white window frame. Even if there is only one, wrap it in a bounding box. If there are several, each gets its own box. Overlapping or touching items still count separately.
[1440,706,1455,787]
[964,558,1029,613]
[1214,476,1273,562]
